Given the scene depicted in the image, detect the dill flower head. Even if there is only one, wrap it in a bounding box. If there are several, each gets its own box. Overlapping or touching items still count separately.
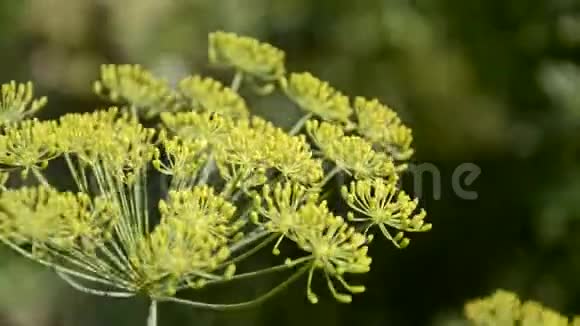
[209,31,286,81]
[56,108,156,183]
[55,107,119,156]
[161,111,235,146]
[0,118,60,176]
[130,186,241,295]
[216,117,323,187]
[283,72,352,124]
[178,75,249,118]
[354,97,414,161]
[153,134,208,190]
[292,202,371,304]
[342,178,431,248]
[306,120,396,179]
[94,64,177,118]
[0,186,117,252]
[97,114,157,182]
[465,290,579,326]
[158,186,243,241]
[465,290,521,326]
[251,181,318,254]
[0,81,47,125]
[520,301,570,326]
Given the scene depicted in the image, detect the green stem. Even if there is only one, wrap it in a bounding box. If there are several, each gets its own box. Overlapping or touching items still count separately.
[197,154,214,186]
[64,153,87,193]
[147,299,158,326]
[231,71,244,92]
[228,229,269,255]
[289,113,313,136]
[319,165,342,187]
[158,264,311,311]
[131,105,138,120]
[0,237,119,288]
[206,256,313,286]
[56,271,135,298]
[220,234,277,267]
[31,168,49,186]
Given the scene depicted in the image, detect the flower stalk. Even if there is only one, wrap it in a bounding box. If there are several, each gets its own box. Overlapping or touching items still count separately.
[147,299,157,326]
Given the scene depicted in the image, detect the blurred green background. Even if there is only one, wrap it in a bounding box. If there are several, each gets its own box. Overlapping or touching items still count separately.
[1,0,580,325]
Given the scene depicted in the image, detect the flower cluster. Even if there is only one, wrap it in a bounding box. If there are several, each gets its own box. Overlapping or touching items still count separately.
[0,186,116,252]
[0,118,59,176]
[284,72,352,124]
[306,120,396,179]
[178,75,249,118]
[130,186,241,295]
[465,290,580,326]
[0,81,47,125]
[0,31,429,317]
[342,178,431,248]
[215,117,324,188]
[209,31,286,82]
[353,97,414,161]
[94,64,177,118]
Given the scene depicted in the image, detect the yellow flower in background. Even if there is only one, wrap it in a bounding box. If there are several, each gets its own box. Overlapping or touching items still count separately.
[94,64,177,118]
[465,290,580,326]
[209,31,286,81]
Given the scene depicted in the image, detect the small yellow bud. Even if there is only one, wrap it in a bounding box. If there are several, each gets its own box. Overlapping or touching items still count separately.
[224,264,236,280]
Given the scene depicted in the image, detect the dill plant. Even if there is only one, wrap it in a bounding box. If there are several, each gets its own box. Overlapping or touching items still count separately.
[0,31,431,325]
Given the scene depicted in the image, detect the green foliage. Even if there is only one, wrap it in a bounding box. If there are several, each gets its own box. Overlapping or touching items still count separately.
[0,31,428,324]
